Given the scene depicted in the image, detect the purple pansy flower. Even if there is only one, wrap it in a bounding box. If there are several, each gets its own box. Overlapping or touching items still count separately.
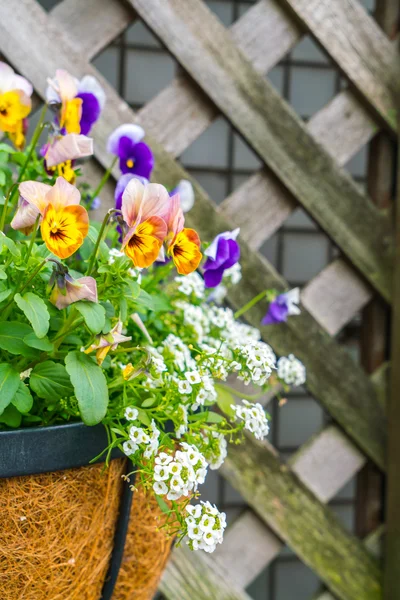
[261,288,301,325]
[203,228,240,288]
[76,76,105,135]
[107,124,154,179]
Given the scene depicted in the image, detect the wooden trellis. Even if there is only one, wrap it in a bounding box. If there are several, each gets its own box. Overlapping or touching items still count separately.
[0,0,398,598]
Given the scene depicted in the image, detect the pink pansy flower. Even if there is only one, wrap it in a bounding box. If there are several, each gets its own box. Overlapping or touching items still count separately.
[44,133,93,168]
[120,178,170,268]
[49,273,98,310]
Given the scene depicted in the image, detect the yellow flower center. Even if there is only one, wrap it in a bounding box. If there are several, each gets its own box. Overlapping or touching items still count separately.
[126,158,134,169]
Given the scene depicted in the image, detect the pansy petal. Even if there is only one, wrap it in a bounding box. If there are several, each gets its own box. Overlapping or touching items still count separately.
[45,176,81,207]
[76,93,100,135]
[204,228,240,260]
[18,180,52,215]
[41,203,88,259]
[204,266,225,288]
[170,179,194,213]
[107,123,145,155]
[141,183,170,222]
[115,174,148,210]
[12,74,33,97]
[165,193,184,238]
[52,275,98,310]
[10,198,40,234]
[45,134,93,167]
[55,69,78,101]
[170,228,202,275]
[0,61,16,93]
[77,75,106,109]
[121,177,145,228]
[123,216,167,268]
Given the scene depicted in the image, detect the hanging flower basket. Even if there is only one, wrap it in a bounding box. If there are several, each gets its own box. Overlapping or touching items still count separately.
[0,61,307,600]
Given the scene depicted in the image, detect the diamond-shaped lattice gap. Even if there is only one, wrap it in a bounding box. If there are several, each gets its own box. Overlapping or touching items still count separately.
[267,34,339,122]
[37,0,63,12]
[92,21,178,110]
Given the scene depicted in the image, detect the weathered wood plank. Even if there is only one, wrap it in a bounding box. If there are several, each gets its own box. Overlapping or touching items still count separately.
[0,0,386,468]
[216,424,366,588]
[301,259,373,336]
[222,437,381,600]
[281,0,399,132]
[220,89,377,249]
[130,0,393,303]
[50,0,135,61]
[160,544,252,600]
[313,526,384,600]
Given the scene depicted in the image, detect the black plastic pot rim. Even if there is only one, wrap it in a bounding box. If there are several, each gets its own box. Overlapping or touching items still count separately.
[0,421,124,479]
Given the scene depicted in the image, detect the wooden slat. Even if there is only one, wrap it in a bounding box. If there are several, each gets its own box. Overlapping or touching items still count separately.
[0,0,386,469]
[50,0,135,61]
[220,89,377,249]
[313,526,384,600]
[130,0,393,303]
[281,0,399,132]
[160,544,252,600]
[221,436,381,600]
[301,259,373,336]
[216,425,366,588]
[139,0,303,157]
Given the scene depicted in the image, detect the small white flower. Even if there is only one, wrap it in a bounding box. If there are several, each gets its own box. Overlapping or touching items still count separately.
[154,465,170,481]
[129,426,150,444]
[124,406,138,421]
[153,481,168,495]
[155,452,173,466]
[178,380,193,395]
[199,514,216,533]
[187,523,203,540]
[122,440,137,456]
[277,354,306,386]
[232,400,270,440]
[185,370,201,385]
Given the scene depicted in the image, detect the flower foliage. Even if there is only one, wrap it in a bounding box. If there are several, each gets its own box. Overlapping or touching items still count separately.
[0,63,305,553]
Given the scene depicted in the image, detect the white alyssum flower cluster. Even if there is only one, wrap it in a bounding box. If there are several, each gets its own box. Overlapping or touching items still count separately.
[175,403,189,438]
[153,443,208,501]
[203,431,228,470]
[123,419,160,459]
[175,271,205,299]
[277,354,306,387]
[231,400,270,440]
[185,501,226,553]
[223,262,242,285]
[234,340,276,386]
[159,334,197,372]
[108,248,125,265]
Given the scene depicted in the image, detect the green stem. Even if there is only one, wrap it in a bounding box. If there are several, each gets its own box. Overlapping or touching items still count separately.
[24,215,40,263]
[0,182,18,232]
[89,156,118,209]
[86,208,119,276]
[234,290,266,319]
[51,309,79,351]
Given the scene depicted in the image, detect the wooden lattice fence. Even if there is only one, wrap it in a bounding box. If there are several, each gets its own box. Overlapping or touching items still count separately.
[0,0,399,598]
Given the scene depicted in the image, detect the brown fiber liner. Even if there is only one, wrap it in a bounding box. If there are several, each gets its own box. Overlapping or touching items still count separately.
[0,460,173,600]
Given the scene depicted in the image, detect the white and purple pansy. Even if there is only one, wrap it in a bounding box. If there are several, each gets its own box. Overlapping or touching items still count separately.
[261,288,301,325]
[203,228,240,288]
[107,123,154,179]
[76,76,106,135]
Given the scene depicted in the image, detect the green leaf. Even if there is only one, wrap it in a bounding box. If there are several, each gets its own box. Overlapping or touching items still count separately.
[30,361,74,401]
[135,289,172,313]
[0,364,21,415]
[12,382,33,413]
[74,301,106,335]
[0,142,15,154]
[23,332,54,352]
[155,494,170,515]
[0,268,7,279]
[206,412,225,423]
[0,404,22,427]
[124,280,140,300]
[0,289,11,303]
[0,321,36,357]
[137,407,151,426]
[141,397,157,408]
[215,384,236,418]
[15,292,50,339]
[0,234,20,258]
[0,171,5,187]
[65,351,108,426]
[87,226,109,261]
